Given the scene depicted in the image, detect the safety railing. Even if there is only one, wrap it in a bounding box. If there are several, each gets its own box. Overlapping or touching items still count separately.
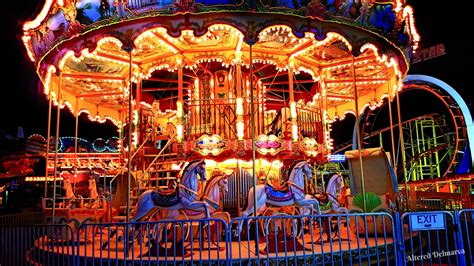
[2,210,474,265]
[0,224,75,266]
[399,211,466,265]
[75,217,228,265]
[459,209,474,266]
[230,212,397,265]
[0,211,45,225]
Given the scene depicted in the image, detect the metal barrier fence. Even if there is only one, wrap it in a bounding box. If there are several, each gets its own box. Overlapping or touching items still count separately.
[0,224,75,266]
[1,210,473,265]
[0,211,45,225]
[399,211,466,265]
[230,212,397,265]
[76,217,228,265]
[459,209,474,265]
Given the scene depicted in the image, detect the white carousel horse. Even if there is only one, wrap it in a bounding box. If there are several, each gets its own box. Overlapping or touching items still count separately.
[313,173,349,214]
[182,173,230,222]
[87,176,105,209]
[154,174,230,249]
[60,176,83,208]
[238,160,320,234]
[308,173,349,242]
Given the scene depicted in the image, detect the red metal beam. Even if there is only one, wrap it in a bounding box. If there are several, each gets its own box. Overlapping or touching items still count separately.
[62,72,124,81]
[325,77,388,84]
[79,91,124,98]
[262,79,315,85]
[144,77,191,84]
[142,87,189,92]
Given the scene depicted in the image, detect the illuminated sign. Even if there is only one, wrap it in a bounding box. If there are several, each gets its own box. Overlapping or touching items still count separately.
[194,135,227,156]
[411,44,446,64]
[255,134,283,155]
[409,213,446,231]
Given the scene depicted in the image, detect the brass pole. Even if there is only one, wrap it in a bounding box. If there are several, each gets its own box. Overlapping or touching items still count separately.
[250,45,258,218]
[236,159,241,217]
[352,56,367,212]
[44,87,53,198]
[321,74,327,192]
[73,98,79,193]
[395,82,409,210]
[126,50,133,222]
[52,72,62,222]
[387,79,397,175]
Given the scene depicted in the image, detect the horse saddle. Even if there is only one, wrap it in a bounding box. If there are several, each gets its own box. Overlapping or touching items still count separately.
[265,184,292,202]
[314,193,331,211]
[314,193,329,204]
[157,187,177,197]
[151,189,179,207]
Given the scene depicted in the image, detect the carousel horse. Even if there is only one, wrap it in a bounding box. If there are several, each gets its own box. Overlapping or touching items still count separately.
[238,160,320,234]
[183,173,230,222]
[153,174,230,249]
[309,173,349,242]
[102,160,210,250]
[313,173,349,214]
[87,176,106,209]
[132,160,210,222]
[60,176,83,208]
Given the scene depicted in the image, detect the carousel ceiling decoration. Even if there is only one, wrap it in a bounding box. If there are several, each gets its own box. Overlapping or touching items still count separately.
[22,0,419,124]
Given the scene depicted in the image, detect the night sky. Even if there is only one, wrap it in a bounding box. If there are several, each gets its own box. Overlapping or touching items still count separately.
[1,1,473,144]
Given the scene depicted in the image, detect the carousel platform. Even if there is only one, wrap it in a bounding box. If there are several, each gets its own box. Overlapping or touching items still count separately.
[28,226,398,265]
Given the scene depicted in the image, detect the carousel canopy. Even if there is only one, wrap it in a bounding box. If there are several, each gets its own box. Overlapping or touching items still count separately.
[22,0,419,124]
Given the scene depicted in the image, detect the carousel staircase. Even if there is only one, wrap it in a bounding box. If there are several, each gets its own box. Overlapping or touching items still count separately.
[111,135,179,222]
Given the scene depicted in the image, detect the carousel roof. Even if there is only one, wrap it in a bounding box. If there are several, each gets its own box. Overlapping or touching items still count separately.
[22,0,419,124]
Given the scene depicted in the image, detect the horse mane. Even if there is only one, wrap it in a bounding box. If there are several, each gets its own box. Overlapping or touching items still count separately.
[326,173,340,189]
[285,160,306,181]
[201,174,223,199]
[180,160,201,179]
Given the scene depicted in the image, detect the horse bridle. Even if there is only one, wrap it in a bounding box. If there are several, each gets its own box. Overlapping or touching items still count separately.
[179,162,205,196]
[179,183,199,196]
[287,164,312,193]
[287,181,305,193]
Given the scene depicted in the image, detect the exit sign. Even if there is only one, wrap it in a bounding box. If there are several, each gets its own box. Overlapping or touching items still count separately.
[411,44,446,64]
[409,213,446,231]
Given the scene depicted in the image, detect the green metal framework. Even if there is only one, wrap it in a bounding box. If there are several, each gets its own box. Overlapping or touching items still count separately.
[403,117,446,181]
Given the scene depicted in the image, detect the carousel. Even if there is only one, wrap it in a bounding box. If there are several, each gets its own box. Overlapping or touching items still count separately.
[20,0,421,263]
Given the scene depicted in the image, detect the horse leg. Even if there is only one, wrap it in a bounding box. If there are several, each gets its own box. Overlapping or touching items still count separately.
[184,201,210,219]
[101,225,119,250]
[155,210,180,244]
[240,186,267,218]
[295,196,321,215]
[237,187,266,236]
[208,212,230,251]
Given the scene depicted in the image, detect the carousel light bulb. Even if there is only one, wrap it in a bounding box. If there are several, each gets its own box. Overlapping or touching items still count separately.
[237,121,244,140]
[176,101,183,118]
[236,97,243,115]
[176,124,184,141]
[290,102,297,119]
[292,124,298,142]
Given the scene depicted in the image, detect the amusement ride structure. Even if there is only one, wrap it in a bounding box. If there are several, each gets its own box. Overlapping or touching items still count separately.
[8,0,473,264]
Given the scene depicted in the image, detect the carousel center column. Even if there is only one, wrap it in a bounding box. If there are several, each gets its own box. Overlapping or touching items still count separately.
[176,54,185,143]
[288,57,298,142]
